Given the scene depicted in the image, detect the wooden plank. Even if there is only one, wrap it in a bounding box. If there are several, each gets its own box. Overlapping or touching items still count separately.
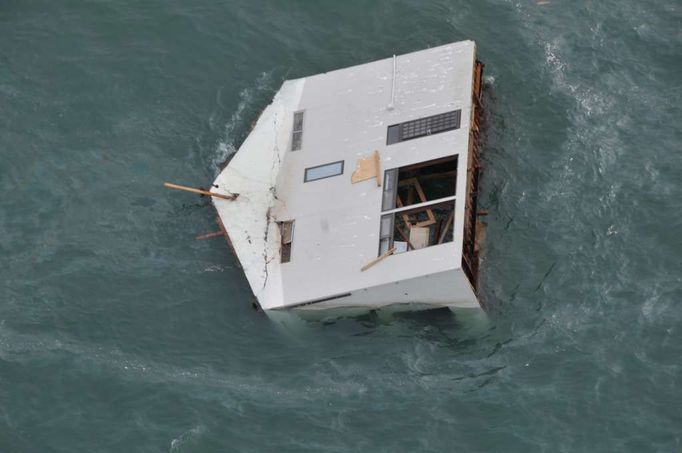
[395,196,412,227]
[437,210,455,244]
[414,218,437,228]
[412,178,427,202]
[406,186,415,205]
[396,193,436,228]
[361,247,396,272]
[473,61,483,101]
[412,179,436,226]
[351,150,382,186]
[195,231,224,240]
[409,227,430,249]
[395,225,417,250]
[164,182,238,201]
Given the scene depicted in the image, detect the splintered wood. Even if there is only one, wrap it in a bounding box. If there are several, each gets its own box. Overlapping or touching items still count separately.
[195,231,224,240]
[396,178,436,227]
[351,150,382,187]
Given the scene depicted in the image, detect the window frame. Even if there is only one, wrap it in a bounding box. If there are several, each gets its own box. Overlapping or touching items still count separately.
[376,155,459,257]
[381,155,458,212]
[291,110,305,151]
[377,199,457,256]
[303,160,345,183]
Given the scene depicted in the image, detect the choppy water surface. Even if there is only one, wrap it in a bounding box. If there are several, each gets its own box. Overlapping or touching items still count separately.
[1,1,681,451]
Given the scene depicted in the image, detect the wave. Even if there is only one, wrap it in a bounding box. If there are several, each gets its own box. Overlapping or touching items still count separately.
[170,425,206,452]
[210,72,274,175]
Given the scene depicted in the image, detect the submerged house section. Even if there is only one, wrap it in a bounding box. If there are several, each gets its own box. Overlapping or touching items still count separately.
[212,41,485,311]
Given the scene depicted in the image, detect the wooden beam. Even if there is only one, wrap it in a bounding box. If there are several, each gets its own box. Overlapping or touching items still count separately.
[361,247,396,272]
[396,178,436,227]
[395,196,412,227]
[396,194,436,228]
[164,182,238,201]
[410,178,436,227]
[395,225,417,251]
[437,210,455,244]
[195,231,225,240]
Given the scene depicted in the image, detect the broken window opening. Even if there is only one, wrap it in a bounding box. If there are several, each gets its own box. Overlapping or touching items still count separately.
[279,220,294,263]
[377,201,455,256]
[381,155,457,212]
[291,111,304,151]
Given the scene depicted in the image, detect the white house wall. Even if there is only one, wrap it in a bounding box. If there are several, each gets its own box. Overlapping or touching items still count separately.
[213,41,480,311]
[293,269,478,311]
[274,41,476,307]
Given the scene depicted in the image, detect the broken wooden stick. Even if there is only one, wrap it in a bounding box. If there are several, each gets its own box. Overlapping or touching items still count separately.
[163,182,238,201]
[437,211,455,244]
[195,231,224,240]
[361,247,396,272]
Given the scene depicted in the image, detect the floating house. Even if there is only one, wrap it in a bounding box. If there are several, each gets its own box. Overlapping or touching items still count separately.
[212,40,485,312]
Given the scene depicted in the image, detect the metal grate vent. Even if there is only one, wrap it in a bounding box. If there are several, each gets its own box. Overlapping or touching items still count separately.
[386,109,461,145]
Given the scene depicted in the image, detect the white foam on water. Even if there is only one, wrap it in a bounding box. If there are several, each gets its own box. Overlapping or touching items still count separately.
[202,264,225,272]
[170,425,206,453]
[0,324,373,406]
[540,38,627,210]
[210,72,274,175]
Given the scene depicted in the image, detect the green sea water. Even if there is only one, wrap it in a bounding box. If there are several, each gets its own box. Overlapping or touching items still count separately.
[1,1,681,451]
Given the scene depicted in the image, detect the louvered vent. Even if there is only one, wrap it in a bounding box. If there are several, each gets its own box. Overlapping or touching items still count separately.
[386,109,461,145]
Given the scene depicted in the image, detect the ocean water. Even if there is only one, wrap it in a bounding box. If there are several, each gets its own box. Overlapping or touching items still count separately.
[1,0,681,451]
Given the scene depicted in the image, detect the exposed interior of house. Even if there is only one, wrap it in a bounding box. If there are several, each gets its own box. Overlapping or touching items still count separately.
[379,155,457,255]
